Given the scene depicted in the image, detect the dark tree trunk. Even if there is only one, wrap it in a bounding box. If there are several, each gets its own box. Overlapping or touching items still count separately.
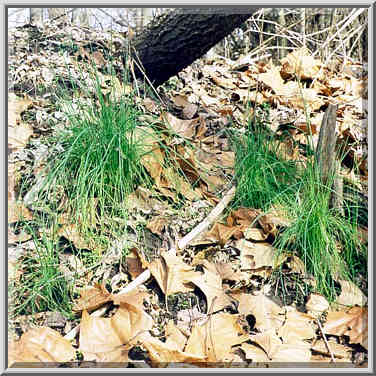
[129,8,259,87]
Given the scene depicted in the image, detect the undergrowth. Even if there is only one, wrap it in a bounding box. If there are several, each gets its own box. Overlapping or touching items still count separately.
[233,104,367,302]
[9,225,74,319]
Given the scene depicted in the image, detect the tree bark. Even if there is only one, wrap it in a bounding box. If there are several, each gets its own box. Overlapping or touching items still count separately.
[128,8,258,87]
[30,8,43,24]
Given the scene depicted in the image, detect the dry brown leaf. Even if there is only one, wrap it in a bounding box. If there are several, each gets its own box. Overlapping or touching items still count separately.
[240,343,269,362]
[311,339,351,360]
[244,227,268,242]
[227,207,260,227]
[250,329,282,359]
[206,222,240,246]
[125,248,145,280]
[133,127,164,186]
[82,346,131,363]
[233,89,265,105]
[185,312,249,362]
[165,320,188,351]
[281,48,322,80]
[162,112,200,139]
[236,239,285,270]
[176,307,208,337]
[170,95,198,119]
[91,51,106,67]
[234,292,284,332]
[335,279,367,307]
[306,293,330,316]
[137,331,205,365]
[210,73,237,89]
[79,302,153,356]
[143,97,159,113]
[9,327,75,366]
[258,65,285,95]
[323,306,368,349]
[270,342,311,362]
[146,216,168,236]
[147,251,200,296]
[73,283,112,312]
[190,260,235,313]
[277,308,315,344]
[8,225,32,244]
[8,93,33,150]
[8,172,32,224]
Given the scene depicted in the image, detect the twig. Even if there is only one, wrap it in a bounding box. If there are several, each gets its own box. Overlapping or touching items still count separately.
[316,318,335,363]
[178,185,236,250]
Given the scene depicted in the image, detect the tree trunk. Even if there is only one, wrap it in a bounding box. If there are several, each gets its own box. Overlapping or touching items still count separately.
[30,8,43,24]
[128,8,258,87]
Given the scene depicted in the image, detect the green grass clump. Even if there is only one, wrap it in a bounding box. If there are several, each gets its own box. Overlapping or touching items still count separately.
[274,163,365,301]
[42,75,157,235]
[9,230,73,318]
[233,122,301,211]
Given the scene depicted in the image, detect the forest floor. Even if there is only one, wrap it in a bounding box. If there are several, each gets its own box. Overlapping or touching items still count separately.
[8,21,368,368]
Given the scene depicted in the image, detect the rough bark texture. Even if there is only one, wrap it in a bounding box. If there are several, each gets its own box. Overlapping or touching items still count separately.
[129,8,258,87]
[315,104,344,214]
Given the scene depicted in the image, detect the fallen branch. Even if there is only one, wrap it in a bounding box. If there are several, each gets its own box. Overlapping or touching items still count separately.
[64,185,236,340]
[178,185,236,250]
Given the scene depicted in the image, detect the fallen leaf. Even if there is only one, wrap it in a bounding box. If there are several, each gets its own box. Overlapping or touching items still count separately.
[8,225,32,244]
[126,248,145,280]
[79,302,153,356]
[270,342,311,362]
[277,308,315,344]
[323,306,368,349]
[73,283,112,312]
[9,327,75,366]
[133,127,164,186]
[206,222,240,245]
[146,216,168,236]
[250,329,282,359]
[137,331,205,365]
[235,239,285,270]
[311,339,351,360]
[190,260,235,313]
[82,346,131,363]
[240,343,269,362]
[8,94,33,150]
[185,312,249,362]
[234,292,284,332]
[162,112,200,139]
[165,320,188,351]
[147,251,200,296]
[244,227,268,241]
[306,293,330,316]
[58,224,96,250]
[336,279,367,307]
[281,48,322,80]
[176,307,208,337]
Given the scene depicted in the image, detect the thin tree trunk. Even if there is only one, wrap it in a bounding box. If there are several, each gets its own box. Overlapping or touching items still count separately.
[30,8,43,24]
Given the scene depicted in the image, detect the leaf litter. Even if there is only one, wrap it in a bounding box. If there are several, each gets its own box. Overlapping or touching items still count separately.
[8,20,367,368]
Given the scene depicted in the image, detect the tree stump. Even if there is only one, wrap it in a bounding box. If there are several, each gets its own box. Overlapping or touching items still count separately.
[315,104,344,215]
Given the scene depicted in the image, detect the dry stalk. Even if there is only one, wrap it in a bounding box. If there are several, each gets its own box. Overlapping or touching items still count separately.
[316,318,335,363]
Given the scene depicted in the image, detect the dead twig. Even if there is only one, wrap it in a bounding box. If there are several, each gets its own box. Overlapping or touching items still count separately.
[316,318,335,363]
